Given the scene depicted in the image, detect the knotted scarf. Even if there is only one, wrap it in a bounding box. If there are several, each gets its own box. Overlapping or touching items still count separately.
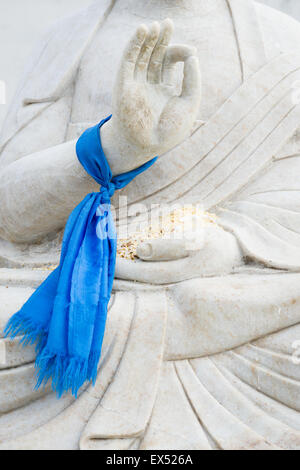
[4,115,157,397]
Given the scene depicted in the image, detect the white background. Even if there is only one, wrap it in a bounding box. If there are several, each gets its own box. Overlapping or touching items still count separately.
[0,0,299,129]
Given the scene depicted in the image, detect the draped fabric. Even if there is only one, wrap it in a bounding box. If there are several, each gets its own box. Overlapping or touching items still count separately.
[4,116,157,397]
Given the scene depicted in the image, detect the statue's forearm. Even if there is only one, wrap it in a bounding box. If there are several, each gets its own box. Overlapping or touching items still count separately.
[0,140,99,243]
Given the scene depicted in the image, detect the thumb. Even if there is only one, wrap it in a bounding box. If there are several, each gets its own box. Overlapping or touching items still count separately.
[180,55,201,103]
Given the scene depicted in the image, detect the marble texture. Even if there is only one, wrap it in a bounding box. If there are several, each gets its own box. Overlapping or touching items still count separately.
[0,0,300,450]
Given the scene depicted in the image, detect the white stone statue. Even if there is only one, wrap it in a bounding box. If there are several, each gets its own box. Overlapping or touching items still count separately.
[0,0,300,450]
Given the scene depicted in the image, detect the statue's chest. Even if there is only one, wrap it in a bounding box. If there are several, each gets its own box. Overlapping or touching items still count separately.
[70,5,243,126]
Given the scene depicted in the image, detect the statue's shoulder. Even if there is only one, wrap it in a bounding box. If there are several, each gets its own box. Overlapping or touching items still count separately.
[254,1,300,57]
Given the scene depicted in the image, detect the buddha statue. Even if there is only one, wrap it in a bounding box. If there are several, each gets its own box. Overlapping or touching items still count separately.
[0,0,300,450]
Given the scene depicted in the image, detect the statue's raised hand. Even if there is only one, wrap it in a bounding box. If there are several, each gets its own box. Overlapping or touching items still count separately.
[102,19,201,174]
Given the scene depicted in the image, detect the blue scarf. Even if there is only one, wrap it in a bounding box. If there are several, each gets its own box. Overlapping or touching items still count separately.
[4,115,157,397]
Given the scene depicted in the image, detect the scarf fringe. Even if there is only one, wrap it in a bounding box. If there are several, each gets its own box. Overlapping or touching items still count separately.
[35,348,100,398]
[4,311,47,354]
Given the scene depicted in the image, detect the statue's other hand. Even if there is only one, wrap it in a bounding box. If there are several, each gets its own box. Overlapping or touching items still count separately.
[115,225,244,284]
[106,19,201,172]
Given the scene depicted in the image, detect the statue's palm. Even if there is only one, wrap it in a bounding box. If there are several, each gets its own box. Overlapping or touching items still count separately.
[112,20,201,160]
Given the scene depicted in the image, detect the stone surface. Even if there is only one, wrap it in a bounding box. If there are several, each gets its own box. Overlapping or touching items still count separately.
[0,0,300,450]
[261,0,300,21]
